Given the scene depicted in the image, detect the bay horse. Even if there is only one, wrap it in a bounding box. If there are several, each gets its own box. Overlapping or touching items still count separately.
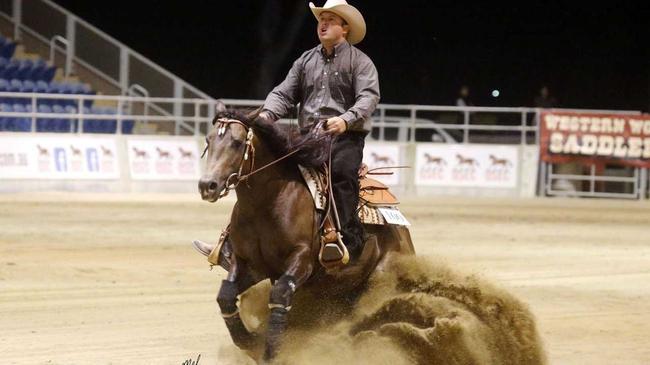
[197,102,414,362]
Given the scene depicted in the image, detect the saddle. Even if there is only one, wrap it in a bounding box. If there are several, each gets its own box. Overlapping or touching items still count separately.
[299,163,401,269]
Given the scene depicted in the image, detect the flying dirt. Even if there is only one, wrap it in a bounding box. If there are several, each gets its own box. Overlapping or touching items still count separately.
[232,254,546,365]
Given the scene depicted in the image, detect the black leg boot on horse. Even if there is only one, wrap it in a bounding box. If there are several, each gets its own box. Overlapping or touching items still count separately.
[215,257,260,351]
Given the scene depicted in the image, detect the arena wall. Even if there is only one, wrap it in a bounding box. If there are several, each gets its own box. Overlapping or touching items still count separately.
[1,133,539,197]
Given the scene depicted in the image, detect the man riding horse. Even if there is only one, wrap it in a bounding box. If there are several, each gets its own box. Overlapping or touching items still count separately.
[208,0,380,265]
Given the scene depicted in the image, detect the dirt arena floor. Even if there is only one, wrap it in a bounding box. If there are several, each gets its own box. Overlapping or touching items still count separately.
[1,192,649,364]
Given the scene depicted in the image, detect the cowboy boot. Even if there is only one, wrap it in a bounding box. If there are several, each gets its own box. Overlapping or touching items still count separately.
[192,237,232,272]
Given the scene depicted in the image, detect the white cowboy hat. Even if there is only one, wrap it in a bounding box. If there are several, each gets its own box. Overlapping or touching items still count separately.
[309,0,366,45]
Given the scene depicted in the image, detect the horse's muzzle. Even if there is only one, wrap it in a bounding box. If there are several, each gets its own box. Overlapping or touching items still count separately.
[198,177,221,202]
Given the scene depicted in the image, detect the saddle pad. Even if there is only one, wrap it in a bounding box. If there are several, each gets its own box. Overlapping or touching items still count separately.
[298,165,326,211]
[358,204,385,225]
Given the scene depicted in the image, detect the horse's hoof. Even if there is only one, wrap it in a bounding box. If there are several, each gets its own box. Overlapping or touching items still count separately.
[192,239,214,257]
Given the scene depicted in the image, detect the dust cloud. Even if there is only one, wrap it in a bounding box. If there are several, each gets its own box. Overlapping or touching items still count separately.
[224,254,546,365]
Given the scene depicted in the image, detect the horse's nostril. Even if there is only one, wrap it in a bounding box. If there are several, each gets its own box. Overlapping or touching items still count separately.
[209,182,218,191]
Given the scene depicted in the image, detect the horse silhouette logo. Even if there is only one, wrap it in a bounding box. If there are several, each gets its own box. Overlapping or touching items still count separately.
[132,147,148,159]
[424,153,446,166]
[36,145,49,157]
[70,145,82,157]
[179,147,194,159]
[489,154,512,167]
[156,147,171,159]
[371,152,394,165]
[101,145,113,157]
[456,153,479,167]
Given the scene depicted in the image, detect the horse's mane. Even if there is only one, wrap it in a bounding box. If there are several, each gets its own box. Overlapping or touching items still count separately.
[214,109,332,168]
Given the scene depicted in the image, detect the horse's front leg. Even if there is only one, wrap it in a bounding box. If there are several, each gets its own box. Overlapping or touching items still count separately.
[217,256,259,350]
[263,245,313,361]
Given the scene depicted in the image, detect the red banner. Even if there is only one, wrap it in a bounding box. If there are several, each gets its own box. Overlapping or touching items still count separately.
[540,111,650,168]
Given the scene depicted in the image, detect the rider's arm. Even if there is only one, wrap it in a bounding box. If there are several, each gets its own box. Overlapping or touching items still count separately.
[262,56,304,121]
[339,55,380,131]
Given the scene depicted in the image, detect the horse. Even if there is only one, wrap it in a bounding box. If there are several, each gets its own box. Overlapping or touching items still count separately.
[489,154,512,167]
[196,102,414,362]
[455,153,479,167]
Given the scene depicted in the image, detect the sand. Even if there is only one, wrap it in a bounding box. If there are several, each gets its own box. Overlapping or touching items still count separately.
[1,193,649,364]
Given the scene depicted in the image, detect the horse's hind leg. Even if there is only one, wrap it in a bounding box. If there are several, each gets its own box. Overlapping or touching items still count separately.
[217,258,259,350]
[263,246,313,361]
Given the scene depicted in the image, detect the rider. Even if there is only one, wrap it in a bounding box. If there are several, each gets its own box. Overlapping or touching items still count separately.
[258,0,380,262]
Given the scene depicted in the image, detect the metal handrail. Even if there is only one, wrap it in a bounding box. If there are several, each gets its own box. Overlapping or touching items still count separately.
[49,35,71,77]
[0,91,211,104]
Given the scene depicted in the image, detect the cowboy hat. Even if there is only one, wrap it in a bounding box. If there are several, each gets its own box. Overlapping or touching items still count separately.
[309,0,366,45]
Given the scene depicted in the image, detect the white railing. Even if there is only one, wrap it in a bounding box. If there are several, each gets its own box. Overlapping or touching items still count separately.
[0,92,213,135]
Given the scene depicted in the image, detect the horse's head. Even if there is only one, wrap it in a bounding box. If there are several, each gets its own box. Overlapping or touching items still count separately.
[198,101,259,202]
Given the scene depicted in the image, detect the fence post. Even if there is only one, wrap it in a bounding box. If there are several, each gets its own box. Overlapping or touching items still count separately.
[12,0,21,40]
[119,47,129,95]
[30,95,36,132]
[639,169,648,200]
[65,14,75,77]
[173,80,183,135]
[463,109,469,143]
[520,110,526,146]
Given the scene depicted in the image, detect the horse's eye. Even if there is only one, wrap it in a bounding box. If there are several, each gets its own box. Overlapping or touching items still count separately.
[231,139,243,148]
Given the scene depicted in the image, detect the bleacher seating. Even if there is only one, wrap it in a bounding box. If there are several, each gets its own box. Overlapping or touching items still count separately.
[0,34,135,134]
[0,102,135,134]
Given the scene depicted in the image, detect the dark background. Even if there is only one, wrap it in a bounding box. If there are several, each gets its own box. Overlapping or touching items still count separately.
[54,0,649,111]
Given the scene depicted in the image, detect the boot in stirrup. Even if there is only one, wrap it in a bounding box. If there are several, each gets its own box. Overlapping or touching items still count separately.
[192,229,232,271]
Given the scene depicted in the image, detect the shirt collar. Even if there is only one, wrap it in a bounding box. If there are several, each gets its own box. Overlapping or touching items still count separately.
[318,40,350,58]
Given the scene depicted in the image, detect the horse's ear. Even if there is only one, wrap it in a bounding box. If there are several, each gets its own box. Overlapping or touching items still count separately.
[245,106,263,122]
[214,99,227,115]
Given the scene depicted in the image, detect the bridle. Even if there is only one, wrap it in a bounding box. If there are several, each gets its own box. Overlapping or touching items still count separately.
[202,117,304,198]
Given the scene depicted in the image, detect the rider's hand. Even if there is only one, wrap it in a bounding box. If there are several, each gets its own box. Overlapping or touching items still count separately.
[325,117,347,135]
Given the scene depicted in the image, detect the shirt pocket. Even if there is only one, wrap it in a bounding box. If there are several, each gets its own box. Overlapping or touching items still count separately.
[330,69,353,105]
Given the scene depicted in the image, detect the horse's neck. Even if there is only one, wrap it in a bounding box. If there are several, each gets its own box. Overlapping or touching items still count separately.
[234,138,295,210]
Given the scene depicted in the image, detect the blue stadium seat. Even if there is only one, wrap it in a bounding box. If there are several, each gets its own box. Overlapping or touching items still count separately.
[11,103,31,132]
[52,104,70,132]
[82,106,101,133]
[0,57,8,72]
[79,83,93,94]
[15,59,34,80]
[9,78,22,92]
[64,105,78,132]
[47,81,62,93]
[36,104,53,132]
[27,59,47,81]
[0,78,8,104]
[35,80,48,92]
[40,65,56,83]
[21,80,35,93]
[0,41,16,59]
[122,119,135,134]
[0,103,11,130]
[0,59,19,79]
[101,106,117,133]
[46,82,66,107]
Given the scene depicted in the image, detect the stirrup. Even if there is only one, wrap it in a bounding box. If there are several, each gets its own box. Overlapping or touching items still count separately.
[192,228,232,271]
[319,231,350,269]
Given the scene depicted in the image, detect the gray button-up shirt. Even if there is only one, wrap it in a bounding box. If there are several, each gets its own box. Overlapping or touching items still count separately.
[263,41,380,132]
